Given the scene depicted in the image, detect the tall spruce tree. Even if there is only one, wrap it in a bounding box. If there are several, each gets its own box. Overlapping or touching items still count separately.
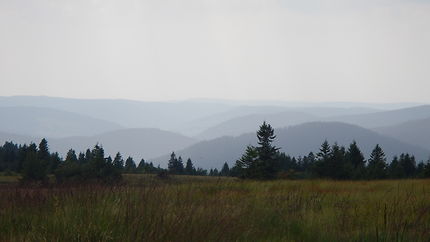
[329,143,349,179]
[113,152,124,171]
[220,162,230,176]
[185,158,195,175]
[367,144,387,179]
[314,140,331,177]
[65,149,78,163]
[124,157,137,173]
[168,152,185,174]
[177,156,184,174]
[346,141,366,179]
[399,153,416,178]
[255,122,280,179]
[22,143,48,181]
[168,152,177,173]
[37,138,50,161]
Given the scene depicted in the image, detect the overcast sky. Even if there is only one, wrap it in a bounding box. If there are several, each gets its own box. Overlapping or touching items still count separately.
[0,0,429,103]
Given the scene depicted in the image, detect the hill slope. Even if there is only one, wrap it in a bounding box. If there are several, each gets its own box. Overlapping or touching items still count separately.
[327,105,430,128]
[196,111,318,140]
[50,128,197,161]
[0,106,122,138]
[0,96,233,134]
[154,122,430,169]
[375,118,430,150]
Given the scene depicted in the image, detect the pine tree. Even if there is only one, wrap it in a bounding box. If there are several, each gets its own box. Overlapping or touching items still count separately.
[37,138,50,161]
[388,156,403,178]
[234,146,258,178]
[113,152,124,171]
[65,149,78,163]
[255,122,280,179]
[185,158,194,175]
[220,162,230,176]
[78,152,86,164]
[314,140,331,177]
[168,152,178,173]
[22,148,48,181]
[329,143,349,179]
[124,157,137,173]
[177,156,184,174]
[346,141,366,179]
[367,144,387,179]
[399,153,416,178]
[137,159,146,173]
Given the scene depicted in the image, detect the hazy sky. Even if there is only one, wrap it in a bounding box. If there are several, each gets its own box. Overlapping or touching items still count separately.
[1,0,429,103]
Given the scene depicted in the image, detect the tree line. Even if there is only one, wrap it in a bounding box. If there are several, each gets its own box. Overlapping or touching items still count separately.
[0,139,209,182]
[1,122,430,181]
[227,122,430,180]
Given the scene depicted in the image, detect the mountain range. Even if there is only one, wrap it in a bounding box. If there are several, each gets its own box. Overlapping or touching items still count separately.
[154,122,430,169]
[0,96,429,169]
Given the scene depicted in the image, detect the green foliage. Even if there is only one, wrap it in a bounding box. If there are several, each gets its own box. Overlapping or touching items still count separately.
[167,152,184,175]
[346,141,366,179]
[234,122,280,179]
[124,157,137,173]
[367,145,387,179]
[22,149,48,182]
[220,162,230,176]
[113,152,124,171]
[185,158,195,175]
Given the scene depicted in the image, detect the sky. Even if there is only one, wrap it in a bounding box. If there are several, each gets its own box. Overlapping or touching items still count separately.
[0,0,429,103]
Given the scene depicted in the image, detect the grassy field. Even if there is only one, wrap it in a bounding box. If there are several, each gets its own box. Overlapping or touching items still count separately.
[0,175,429,241]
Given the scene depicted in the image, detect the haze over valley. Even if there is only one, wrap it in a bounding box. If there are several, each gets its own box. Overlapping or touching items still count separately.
[1,96,429,169]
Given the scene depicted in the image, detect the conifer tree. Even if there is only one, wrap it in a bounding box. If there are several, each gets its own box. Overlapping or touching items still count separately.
[177,156,184,174]
[65,149,78,163]
[329,143,349,179]
[37,138,50,161]
[346,141,366,179]
[113,152,124,171]
[125,157,137,173]
[168,152,178,173]
[399,153,416,178]
[255,122,280,179]
[185,158,194,175]
[220,162,230,176]
[234,146,258,178]
[137,159,146,173]
[367,144,387,179]
[22,146,48,181]
[314,140,331,177]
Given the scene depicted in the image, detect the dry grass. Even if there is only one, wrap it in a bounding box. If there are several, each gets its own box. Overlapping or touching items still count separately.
[0,175,429,241]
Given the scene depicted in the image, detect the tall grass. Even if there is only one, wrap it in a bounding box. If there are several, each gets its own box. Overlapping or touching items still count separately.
[0,176,429,241]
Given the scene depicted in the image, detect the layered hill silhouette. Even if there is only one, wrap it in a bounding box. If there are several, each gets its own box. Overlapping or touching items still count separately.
[195,105,430,139]
[0,128,197,161]
[154,122,430,169]
[50,128,197,161]
[327,105,430,128]
[0,96,233,134]
[0,106,122,138]
[196,111,318,140]
[0,96,382,136]
[375,118,430,151]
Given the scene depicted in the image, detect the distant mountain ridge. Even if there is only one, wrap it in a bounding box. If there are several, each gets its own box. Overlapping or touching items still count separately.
[196,111,318,140]
[154,122,430,169]
[0,106,122,138]
[326,105,430,129]
[375,118,430,151]
[0,128,197,162]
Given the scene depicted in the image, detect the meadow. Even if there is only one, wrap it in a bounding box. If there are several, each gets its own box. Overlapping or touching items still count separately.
[0,175,429,241]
